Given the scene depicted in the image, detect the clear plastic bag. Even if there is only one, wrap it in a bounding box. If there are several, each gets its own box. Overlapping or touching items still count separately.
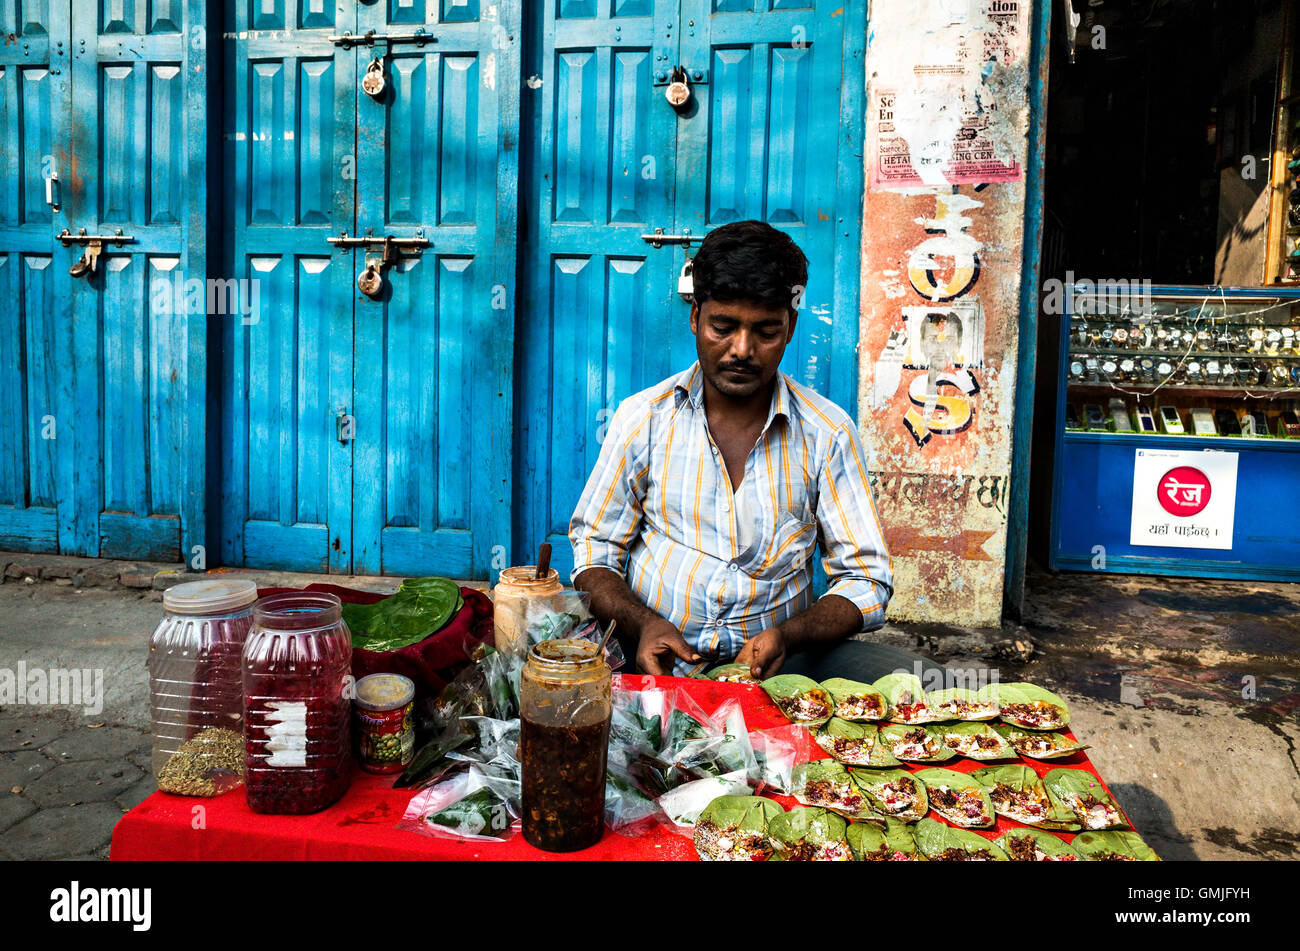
[749,724,815,795]
[493,589,625,670]
[657,774,752,829]
[399,763,521,842]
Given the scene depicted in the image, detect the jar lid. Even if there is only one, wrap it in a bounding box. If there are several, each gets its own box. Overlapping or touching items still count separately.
[528,637,604,671]
[163,579,259,615]
[354,673,415,711]
[497,566,560,587]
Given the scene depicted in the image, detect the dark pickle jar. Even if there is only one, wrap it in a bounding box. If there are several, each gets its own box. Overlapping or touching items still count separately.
[520,638,612,852]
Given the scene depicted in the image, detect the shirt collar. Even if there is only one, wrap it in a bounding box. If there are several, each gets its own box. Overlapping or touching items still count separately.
[674,362,792,429]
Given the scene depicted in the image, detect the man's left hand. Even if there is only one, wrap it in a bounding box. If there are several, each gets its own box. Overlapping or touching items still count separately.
[735,627,787,680]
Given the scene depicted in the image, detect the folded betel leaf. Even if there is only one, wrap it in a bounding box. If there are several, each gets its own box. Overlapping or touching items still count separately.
[928,687,1000,722]
[849,767,929,822]
[693,795,785,861]
[345,577,463,651]
[767,807,854,861]
[970,764,1059,826]
[820,678,889,722]
[995,828,1083,862]
[872,672,937,724]
[1043,768,1128,830]
[912,817,1008,861]
[705,663,761,684]
[426,786,514,839]
[989,682,1070,731]
[936,721,1017,761]
[1071,830,1161,861]
[762,674,833,727]
[792,760,874,819]
[847,817,923,861]
[991,722,1090,760]
[879,724,956,763]
[663,708,709,752]
[915,767,996,828]
[814,718,899,767]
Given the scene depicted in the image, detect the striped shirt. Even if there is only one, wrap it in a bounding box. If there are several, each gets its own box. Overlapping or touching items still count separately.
[569,362,893,675]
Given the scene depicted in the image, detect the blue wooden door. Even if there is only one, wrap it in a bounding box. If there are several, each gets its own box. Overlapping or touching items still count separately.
[220,0,520,577]
[516,0,865,582]
[0,0,66,553]
[0,0,207,562]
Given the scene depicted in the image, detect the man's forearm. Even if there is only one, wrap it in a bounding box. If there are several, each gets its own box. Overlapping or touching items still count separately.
[777,593,862,653]
[574,567,663,639]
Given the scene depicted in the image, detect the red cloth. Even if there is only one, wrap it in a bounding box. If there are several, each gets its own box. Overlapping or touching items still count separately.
[110,675,1129,861]
[254,583,495,701]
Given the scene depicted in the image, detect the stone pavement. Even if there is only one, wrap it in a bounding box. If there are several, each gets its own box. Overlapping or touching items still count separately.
[0,552,1297,860]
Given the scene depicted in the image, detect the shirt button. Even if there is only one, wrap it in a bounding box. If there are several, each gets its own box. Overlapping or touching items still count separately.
[728,562,738,571]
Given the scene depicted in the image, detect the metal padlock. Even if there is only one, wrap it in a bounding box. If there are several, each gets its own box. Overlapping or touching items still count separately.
[677,257,694,302]
[665,67,690,108]
[362,58,386,98]
[358,255,384,297]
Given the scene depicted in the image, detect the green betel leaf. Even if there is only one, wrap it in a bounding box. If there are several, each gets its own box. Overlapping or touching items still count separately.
[1043,768,1128,830]
[762,675,833,727]
[987,682,1071,730]
[1072,830,1161,861]
[872,673,937,723]
[847,818,923,861]
[345,577,462,651]
[991,723,1090,760]
[814,718,900,767]
[928,687,1001,722]
[664,709,708,751]
[912,817,1008,861]
[767,807,854,861]
[996,828,1083,862]
[792,760,874,819]
[820,678,889,721]
[970,764,1060,826]
[705,663,761,684]
[936,721,1017,761]
[693,795,785,861]
[849,766,929,822]
[879,724,956,763]
[915,767,995,828]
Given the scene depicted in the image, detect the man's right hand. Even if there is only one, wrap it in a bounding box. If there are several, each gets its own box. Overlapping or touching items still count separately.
[636,617,701,675]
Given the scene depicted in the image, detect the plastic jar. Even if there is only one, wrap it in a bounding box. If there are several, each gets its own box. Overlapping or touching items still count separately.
[243,592,353,814]
[520,638,611,852]
[492,566,564,658]
[149,579,258,797]
[354,673,415,774]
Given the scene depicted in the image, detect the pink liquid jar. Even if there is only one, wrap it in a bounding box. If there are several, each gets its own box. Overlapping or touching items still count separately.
[242,592,353,814]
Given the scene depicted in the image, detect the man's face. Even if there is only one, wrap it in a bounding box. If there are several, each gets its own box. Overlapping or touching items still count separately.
[690,297,797,399]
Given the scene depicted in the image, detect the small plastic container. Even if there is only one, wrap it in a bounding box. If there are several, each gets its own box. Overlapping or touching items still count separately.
[492,565,564,658]
[243,592,353,814]
[354,673,415,774]
[149,579,258,797]
[520,638,612,852]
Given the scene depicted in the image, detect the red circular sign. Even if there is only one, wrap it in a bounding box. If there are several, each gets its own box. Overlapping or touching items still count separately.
[1157,466,1212,517]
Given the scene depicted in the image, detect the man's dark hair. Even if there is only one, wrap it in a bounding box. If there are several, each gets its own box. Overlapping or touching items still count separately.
[691,220,808,314]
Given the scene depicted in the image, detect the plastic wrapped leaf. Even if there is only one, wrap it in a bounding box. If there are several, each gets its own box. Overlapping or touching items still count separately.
[914,767,995,828]
[791,760,874,819]
[911,817,1008,861]
[871,672,937,724]
[927,686,1000,722]
[987,682,1071,730]
[991,723,1090,760]
[1071,830,1160,861]
[995,828,1084,862]
[604,764,665,835]
[819,678,889,722]
[399,764,520,842]
[668,699,757,785]
[847,817,923,861]
[766,807,854,861]
[761,674,833,728]
[1043,768,1128,830]
[879,724,956,763]
[749,725,814,795]
[935,721,1017,761]
[849,766,928,822]
[657,774,751,829]
[693,795,784,861]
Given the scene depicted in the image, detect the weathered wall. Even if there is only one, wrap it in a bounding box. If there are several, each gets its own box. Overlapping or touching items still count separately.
[859,0,1034,625]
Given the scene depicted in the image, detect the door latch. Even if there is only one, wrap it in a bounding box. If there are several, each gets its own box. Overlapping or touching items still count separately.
[59,229,134,281]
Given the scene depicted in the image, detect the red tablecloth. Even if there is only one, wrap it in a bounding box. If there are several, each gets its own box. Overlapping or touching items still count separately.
[111,675,1125,861]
